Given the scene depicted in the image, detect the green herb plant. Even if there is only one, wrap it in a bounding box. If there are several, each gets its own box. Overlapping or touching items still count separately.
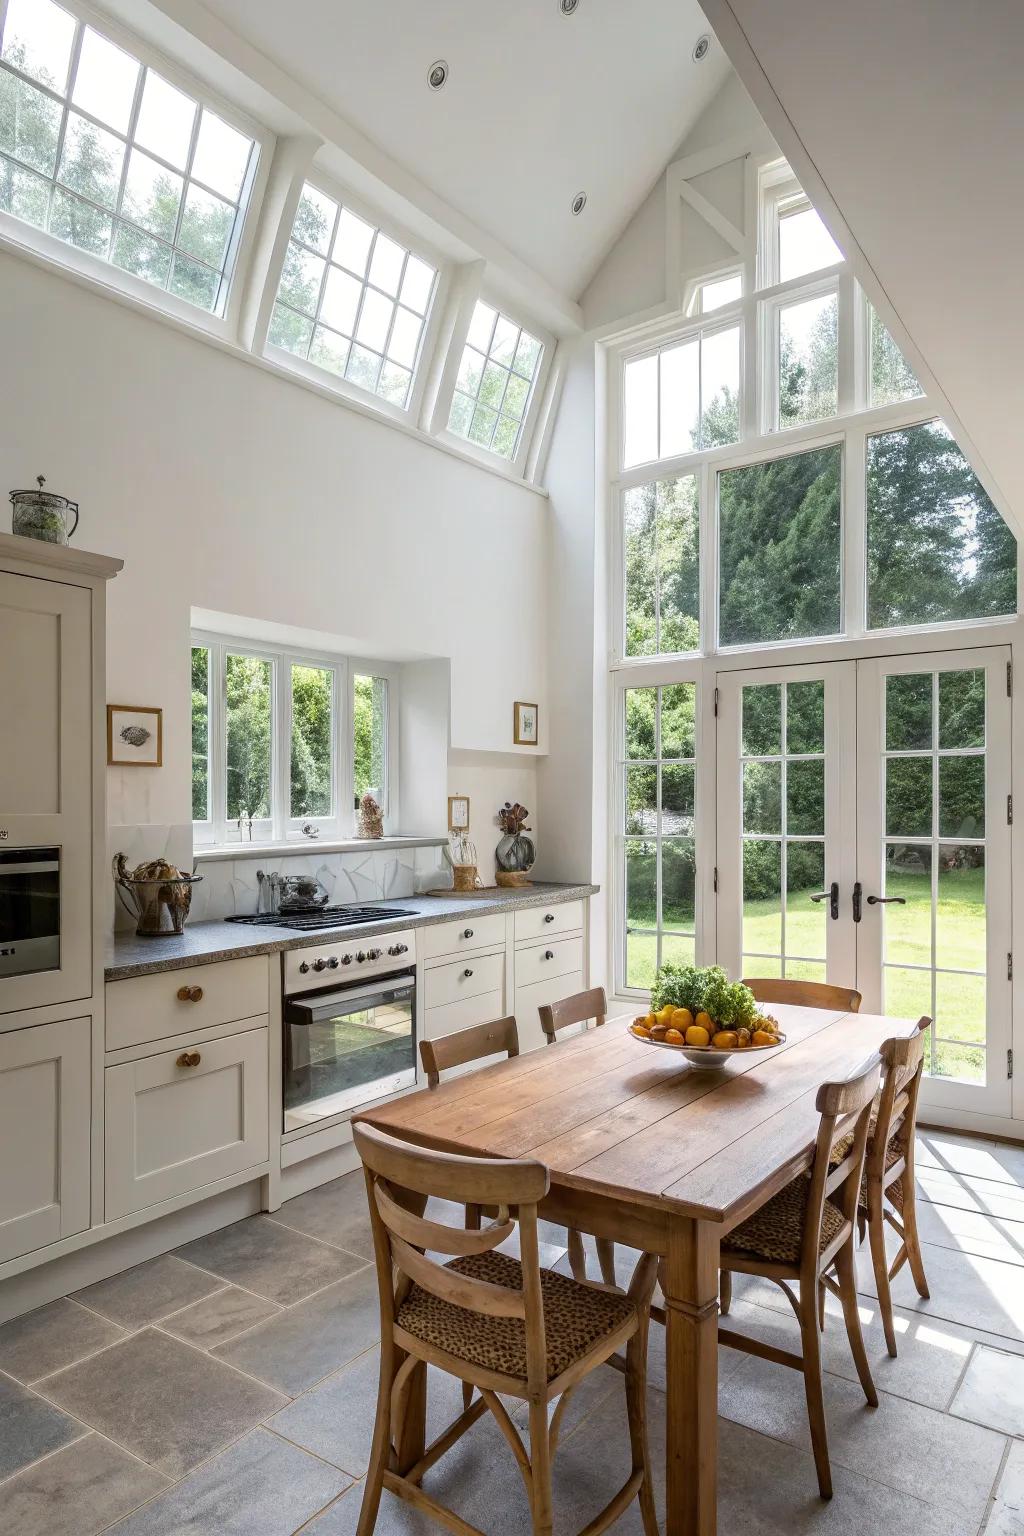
[650,964,759,1029]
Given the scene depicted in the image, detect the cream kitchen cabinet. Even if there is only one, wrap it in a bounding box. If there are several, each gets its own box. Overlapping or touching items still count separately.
[513,904,588,1052]
[105,1021,269,1220]
[0,1018,91,1263]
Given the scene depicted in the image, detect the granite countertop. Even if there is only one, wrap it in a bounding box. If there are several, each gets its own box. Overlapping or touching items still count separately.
[105,882,599,980]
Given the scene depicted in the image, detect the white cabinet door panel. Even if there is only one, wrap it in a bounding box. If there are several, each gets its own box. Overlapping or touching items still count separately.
[0,1018,90,1262]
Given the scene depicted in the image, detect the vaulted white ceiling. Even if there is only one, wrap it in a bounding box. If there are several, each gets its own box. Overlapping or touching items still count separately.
[195,0,729,299]
[700,0,1024,535]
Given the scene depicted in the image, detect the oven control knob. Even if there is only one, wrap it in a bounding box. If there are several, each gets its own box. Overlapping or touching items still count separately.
[341,953,352,964]
[356,951,366,963]
[328,956,340,968]
[367,947,382,960]
[313,958,329,972]
[299,961,310,974]
[387,944,401,956]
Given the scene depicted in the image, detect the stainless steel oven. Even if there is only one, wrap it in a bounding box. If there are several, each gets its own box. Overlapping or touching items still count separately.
[0,846,61,979]
[282,930,416,1132]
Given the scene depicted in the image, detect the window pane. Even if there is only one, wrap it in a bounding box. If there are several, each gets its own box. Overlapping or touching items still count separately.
[354,673,387,808]
[625,765,656,834]
[883,844,932,968]
[787,759,824,835]
[936,847,985,973]
[939,670,985,750]
[225,653,271,820]
[869,307,921,407]
[623,474,698,657]
[886,757,932,837]
[718,444,842,647]
[786,681,824,754]
[624,687,656,760]
[59,113,124,208]
[778,204,842,281]
[0,158,51,226]
[867,421,1017,628]
[120,149,182,240]
[0,72,62,175]
[743,840,781,954]
[71,28,138,134]
[744,761,781,834]
[661,766,694,835]
[625,840,656,933]
[938,756,984,838]
[2,0,76,91]
[658,339,698,460]
[112,222,171,284]
[700,273,741,312]
[448,301,540,459]
[623,483,656,657]
[191,108,250,201]
[661,683,696,758]
[134,71,195,171]
[191,645,209,821]
[623,353,658,468]
[779,291,837,429]
[786,842,825,958]
[662,838,695,926]
[268,303,312,356]
[742,684,782,756]
[291,664,333,818]
[700,324,740,447]
[886,674,932,751]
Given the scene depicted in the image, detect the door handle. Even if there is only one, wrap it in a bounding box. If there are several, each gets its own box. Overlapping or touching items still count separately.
[867,894,906,906]
[852,881,862,923]
[808,882,839,921]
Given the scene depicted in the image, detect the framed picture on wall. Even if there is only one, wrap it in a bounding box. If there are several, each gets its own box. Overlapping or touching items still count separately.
[513,701,539,746]
[448,794,470,832]
[107,705,163,767]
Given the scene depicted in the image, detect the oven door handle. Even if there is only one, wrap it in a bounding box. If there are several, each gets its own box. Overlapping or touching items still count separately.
[285,975,414,1025]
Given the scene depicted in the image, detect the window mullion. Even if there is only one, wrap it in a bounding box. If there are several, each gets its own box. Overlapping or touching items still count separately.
[836,269,856,417]
[211,642,228,843]
[273,657,289,839]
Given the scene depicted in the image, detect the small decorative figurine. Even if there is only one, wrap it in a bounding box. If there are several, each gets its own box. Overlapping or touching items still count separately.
[495,802,535,887]
[358,791,384,839]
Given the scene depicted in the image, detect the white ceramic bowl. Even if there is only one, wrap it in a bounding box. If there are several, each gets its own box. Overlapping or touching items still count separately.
[629,1027,786,1070]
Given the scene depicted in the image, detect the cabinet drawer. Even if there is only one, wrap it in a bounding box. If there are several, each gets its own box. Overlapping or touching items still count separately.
[423,990,506,1043]
[514,901,583,944]
[421,913,506,959]
[105,1023,269,1220]
[514,972,585,1053]
[106,955,269,1052]
[515,935,583,991]
[423,951,506,1010]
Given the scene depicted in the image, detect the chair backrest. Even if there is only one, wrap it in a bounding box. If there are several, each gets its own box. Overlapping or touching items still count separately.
[420,1016,519,1089]
[538,986,608,1044]
[743,977,862,1014]
[353,1120,551,1390]
[868,1023,928,1182]
[801,1058,881,1272]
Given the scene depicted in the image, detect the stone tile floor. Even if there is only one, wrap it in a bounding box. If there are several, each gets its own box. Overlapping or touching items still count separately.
[0,1127,1022,1533]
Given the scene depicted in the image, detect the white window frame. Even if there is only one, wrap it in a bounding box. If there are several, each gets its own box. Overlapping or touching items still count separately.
[435,288,555,478]
[684,265,744,318]
[0,0,273,340]
[264,169,450,427]
[191,632,400,848]
[762,271,842,435]
[616,311,744,475]
[605,159,1020,1003]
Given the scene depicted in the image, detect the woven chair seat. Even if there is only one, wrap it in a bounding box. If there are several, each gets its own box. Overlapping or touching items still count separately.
[830,1131,905,1208]
[396,1250,636,1383]
[722,1176,847,1266]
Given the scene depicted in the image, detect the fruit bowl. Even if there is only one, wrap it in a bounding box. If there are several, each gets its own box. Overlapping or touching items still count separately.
[628,1006,785,1070]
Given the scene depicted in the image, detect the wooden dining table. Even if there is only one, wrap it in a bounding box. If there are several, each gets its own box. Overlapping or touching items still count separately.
[355,1002,921,1536]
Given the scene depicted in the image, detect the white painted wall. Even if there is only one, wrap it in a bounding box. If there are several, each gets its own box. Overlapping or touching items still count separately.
[698,0,1024,536]
[0,252,547,836]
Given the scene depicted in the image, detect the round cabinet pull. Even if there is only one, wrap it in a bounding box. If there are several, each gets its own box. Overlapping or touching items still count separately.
[176,985,203,1003]
[176,1050,202,1068]
[463,928,474,939]
[463,968,474,978]
[543,950,554,961]
[543,913,555,923]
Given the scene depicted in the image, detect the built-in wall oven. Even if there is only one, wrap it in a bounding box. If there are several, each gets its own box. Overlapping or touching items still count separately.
[282,931,417,1132]
[0,846,61,979]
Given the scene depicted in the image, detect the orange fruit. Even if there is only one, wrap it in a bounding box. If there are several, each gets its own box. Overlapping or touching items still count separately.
[685,1024,710,1047]
[656,1005,675,1025]
[632,1023,651,1038]
[712,1031,739,1049]
[751,1029,776,1047]
[664,1027,686,1045]
[642,1013,657,1028]
[671,1007,694,1032]
[695,1011,715,1035]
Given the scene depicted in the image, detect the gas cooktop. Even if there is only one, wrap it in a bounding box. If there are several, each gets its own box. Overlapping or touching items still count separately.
[225,904,417,931]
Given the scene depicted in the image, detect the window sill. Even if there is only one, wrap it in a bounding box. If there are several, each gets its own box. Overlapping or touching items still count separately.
[194,834,448,864]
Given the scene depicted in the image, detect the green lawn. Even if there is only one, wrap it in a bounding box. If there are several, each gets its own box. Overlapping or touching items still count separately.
[625,864,987,1081]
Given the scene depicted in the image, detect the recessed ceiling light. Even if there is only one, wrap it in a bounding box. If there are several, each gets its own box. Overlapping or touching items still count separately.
[692,34,711,62]
[571,191,587,216]
[427,59,449,90]
[560,0,580,14]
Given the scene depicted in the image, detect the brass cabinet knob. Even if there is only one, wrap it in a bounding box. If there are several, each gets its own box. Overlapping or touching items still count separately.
[176,1050,202,1068]
[176,985,204,1003]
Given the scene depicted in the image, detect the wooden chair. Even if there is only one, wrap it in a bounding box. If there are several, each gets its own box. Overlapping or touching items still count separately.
[352,1120,660,1536]
[743,977,863,1013]
[419,1015,519,1089]
[537,988,617,1288]
[828,1025,931,1357]
[717,1060,881,1499]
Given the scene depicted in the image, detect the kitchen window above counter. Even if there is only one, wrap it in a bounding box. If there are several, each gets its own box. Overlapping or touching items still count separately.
[191,634,398,848]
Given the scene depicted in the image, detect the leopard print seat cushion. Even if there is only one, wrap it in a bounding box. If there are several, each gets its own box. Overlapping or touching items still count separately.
[722,1175,847,1266]
[396,1250,636,1382]
[830,1132,905,1207]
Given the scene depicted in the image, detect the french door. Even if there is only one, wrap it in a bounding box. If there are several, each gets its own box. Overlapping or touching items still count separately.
[717,646,1012,1118]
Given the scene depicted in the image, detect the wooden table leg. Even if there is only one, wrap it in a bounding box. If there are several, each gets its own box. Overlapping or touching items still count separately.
[663,1216,719,1536]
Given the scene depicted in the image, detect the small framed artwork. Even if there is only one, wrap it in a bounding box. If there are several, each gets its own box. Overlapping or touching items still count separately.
[513,701,539,746]
[448,794,470,832]
[107,704,163,767]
